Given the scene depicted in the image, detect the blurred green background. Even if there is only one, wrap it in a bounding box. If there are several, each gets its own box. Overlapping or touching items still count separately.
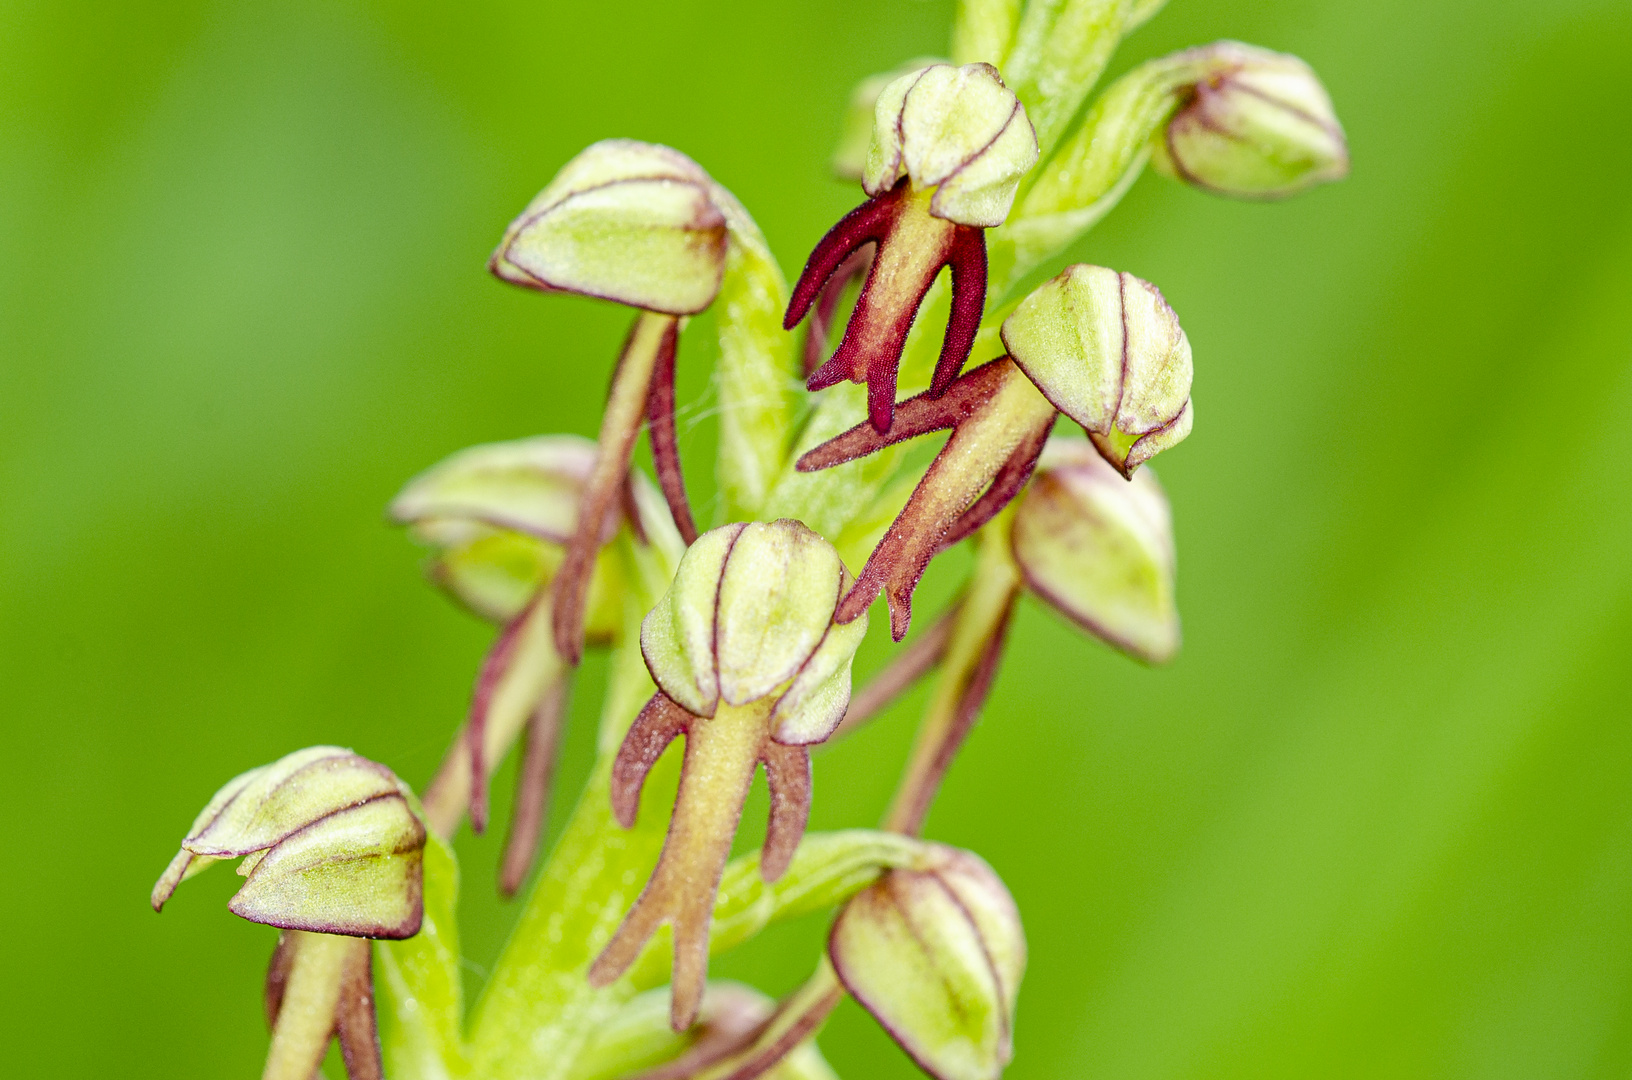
[4,0,1631,1076]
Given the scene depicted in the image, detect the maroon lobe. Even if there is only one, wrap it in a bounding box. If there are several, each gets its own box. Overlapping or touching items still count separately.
[644,321,698,544]
[932,226,988,397]
[498,676,572,898]
[466,598,537,834]
[335,939,384,1080]
[758,742,813,882]
[611,694,694,829]
[785,191,900,333]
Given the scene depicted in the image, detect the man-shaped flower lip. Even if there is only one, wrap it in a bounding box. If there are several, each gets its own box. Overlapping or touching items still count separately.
[786,63,1039,434]
[797,263,1193,641]
[1000,264,1193,478]
[489,139,728,315]
[590,521,869,1032]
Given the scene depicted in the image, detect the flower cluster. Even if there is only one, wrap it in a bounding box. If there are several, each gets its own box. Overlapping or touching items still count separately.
[150,4,1346,1079]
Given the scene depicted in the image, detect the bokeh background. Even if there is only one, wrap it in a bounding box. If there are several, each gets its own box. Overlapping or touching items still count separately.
[5,0,1631,1076]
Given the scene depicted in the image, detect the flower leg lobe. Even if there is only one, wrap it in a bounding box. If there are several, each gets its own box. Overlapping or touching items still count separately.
[804,248,874,379]
[592,702,770,1031]
[334,938,384,1080]
[785,192,899,332]
[644,318,699,544]
[932,226,988,397]
[498,676,572,897]
[759,742,812,883]
[611,693,694,829]
[466,599,534,834]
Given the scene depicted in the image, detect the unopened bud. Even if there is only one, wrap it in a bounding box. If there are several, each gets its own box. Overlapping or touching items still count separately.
[489,139,729,314]
[640,520,867,742]
[1002,264,1193,477]
[864,63,1039,227]
[1152,42,1348,199]
[151,747,426,939]
[1011,438,1180,663]
[829,846,1024,1080]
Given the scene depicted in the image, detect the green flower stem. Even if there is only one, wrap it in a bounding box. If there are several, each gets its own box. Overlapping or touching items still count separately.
[991,49,1225,296]
[377,835,469,1080]
[463,542,674,1080]
[884,517,1023,835]
[713,211,798,523]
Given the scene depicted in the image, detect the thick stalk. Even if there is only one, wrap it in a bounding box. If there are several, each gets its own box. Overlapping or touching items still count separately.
[883,524,1022,835]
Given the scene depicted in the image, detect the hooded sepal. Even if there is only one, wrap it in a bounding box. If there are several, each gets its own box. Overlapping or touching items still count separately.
[151,747,426,939]
[489,139,728,315]
[1001,264,1192,477]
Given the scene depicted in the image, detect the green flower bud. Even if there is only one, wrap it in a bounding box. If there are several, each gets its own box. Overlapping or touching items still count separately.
[864,63,1039,228]
[1001,264,1193,477]
[151,747,426,939]
[1151,42,1348,199]
[829,846,1025,1080]
[640,520,867,741]
[489,139,729,314]
[1011,437,1179,662]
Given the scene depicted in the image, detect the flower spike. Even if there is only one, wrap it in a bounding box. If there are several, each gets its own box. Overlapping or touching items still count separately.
[589,521,868,1031]
[787,63,1037,433]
